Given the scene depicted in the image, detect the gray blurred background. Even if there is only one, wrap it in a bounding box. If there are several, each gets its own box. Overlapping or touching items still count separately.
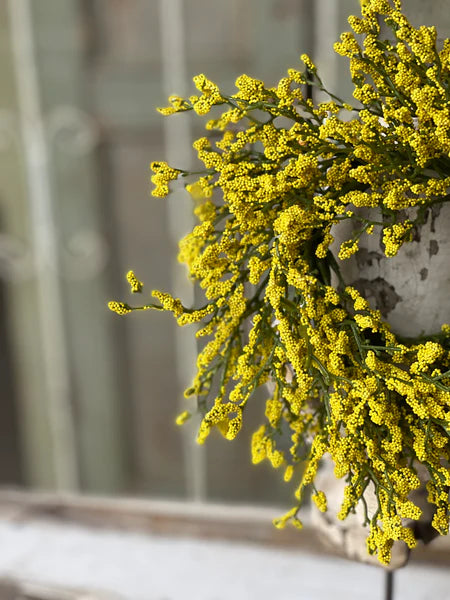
[0,0,447,506]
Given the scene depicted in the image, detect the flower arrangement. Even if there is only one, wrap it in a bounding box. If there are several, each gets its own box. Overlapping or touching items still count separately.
[109,0,450,566]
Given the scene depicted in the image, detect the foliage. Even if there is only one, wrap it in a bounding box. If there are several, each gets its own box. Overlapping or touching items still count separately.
[109,0,450,565]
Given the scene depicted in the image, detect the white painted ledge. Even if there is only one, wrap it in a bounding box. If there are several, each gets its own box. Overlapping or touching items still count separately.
[0,515,385,600]
[0,490,447,599]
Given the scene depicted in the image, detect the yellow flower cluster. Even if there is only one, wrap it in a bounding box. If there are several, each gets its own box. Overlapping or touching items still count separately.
[110,0,450,566]
[126,270,143,293]
[108,301,132,316]
[150,162,181,197]
[191,74,225,115]
[157,95,190,116]
[382,222,413,257]
[312,490,328,513]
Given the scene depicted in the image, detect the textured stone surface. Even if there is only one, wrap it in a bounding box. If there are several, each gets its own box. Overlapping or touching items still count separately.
[336,204,450,338]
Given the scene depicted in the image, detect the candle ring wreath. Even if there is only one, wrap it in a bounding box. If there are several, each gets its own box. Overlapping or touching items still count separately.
[109,0,450,566]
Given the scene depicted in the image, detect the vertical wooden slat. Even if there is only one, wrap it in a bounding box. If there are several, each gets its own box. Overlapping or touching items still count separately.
[400,0,450,37]
[0,15,24,483]
[178,0,314,506]
[109,138,187,497]
[252,0,310,79]
[158,0,207,502]
[90,0,188,497]
[30,0,128,493]
[313,0,360,102]
[8,0,79,490]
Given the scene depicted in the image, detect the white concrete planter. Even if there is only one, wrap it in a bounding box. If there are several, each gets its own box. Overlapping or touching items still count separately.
[337,199,450,340]
[310,199,450,568]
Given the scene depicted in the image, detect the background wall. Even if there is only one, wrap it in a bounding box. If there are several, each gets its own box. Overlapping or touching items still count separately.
[0,0,449,510]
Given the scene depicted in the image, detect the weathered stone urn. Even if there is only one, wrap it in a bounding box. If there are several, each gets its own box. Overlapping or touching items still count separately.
[311,202,450,568]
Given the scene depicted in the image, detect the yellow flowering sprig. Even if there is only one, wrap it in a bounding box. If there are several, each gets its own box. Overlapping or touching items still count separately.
[111,0,450,566]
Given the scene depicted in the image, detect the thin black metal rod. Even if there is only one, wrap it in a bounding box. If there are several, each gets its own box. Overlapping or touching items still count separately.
[385,570,394,600]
